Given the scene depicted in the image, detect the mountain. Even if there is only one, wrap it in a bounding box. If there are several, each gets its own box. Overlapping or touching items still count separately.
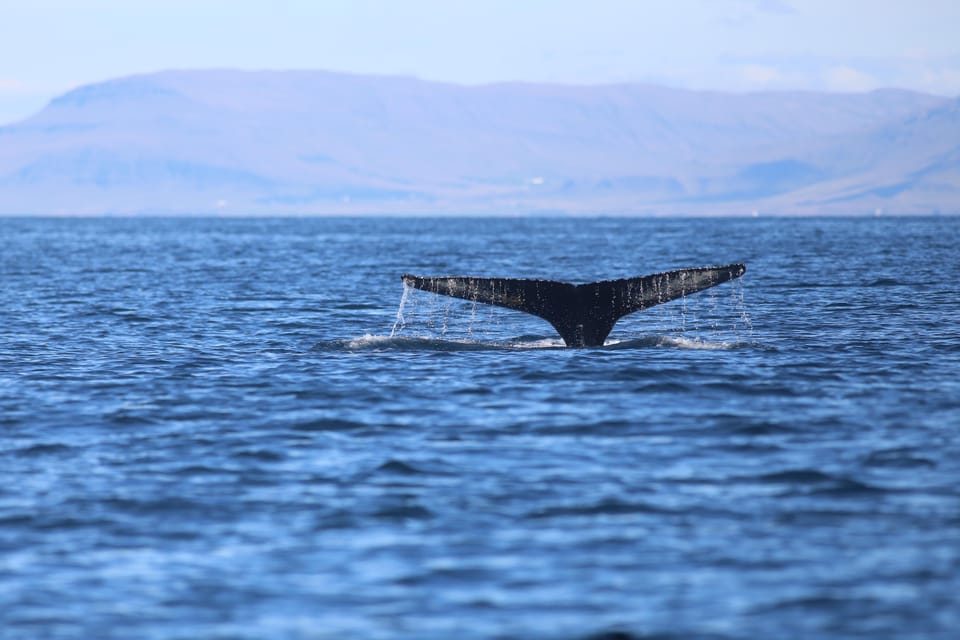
[0,69,955,215]
[759,97,960,215]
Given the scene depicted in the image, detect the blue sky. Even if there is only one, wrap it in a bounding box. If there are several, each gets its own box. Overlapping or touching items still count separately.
[1,0,959,124]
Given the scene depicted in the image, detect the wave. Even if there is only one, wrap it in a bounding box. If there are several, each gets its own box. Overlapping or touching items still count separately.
[605,335,748,350]
[316,333,755,352]
[317,334,566,352]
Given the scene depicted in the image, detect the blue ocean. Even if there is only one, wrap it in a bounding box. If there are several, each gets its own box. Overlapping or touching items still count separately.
[2,216,958,640]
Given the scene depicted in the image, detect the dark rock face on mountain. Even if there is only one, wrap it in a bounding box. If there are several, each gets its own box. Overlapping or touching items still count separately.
[0,69,955,215]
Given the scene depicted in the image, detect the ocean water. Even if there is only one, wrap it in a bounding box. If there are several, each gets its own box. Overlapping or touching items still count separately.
[1,216,958,640]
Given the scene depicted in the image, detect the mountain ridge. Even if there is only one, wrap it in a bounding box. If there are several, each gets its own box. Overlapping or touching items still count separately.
[0,69,956,215]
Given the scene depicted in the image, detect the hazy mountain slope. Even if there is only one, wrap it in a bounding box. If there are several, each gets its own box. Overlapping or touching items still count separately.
[750,97,960,214]
[0,69,953,214]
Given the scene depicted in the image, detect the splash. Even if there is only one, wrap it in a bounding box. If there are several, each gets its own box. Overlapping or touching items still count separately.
[656,335,739,350]
[330,333,566,352]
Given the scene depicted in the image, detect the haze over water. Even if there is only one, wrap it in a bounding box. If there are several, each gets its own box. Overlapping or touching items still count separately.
[2,216,959,639]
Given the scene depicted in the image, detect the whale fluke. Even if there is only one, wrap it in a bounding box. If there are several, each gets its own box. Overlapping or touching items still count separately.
[401,264,745,347]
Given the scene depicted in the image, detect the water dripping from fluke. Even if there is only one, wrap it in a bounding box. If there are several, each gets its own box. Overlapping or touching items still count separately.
[389,283,412,337]
[394,264,748,348]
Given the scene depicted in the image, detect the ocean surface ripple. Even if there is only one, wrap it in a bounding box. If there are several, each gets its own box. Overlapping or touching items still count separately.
[1,216,959,639]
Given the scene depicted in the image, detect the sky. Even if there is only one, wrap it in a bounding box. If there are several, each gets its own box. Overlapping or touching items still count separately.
[1,0,959,124]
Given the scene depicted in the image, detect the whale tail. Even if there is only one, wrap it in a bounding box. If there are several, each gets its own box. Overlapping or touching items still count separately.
[401,264,746,347]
